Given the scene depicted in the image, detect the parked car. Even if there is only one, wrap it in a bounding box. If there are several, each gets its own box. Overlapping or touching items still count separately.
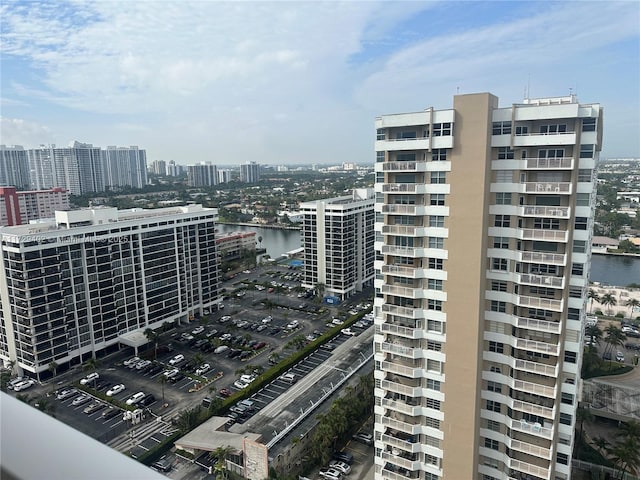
[84,402,106,414]
[80,372,100,385]
[332,451,354,465]
[319,467,343,480]
[616,351,625,362]
[169,372,185,384]
[123,356,140,367]
[253,341,266,350]
[195,363,211,375]
[13,379,36,392]
[352,432,373,446]
[136,360,152,370]
[168,354,185,365]
[280,373,297,384]
[106,384,126,396]
[261,316,272,324]
[101,407,120,420]
[126,392,146,405]
[139,394,156,407]
[191,326,205,335]
[219,315,231,323]
[214,345,229,354]
[329,460,352,475]
[236,321,249,329]
[163,368,180,378]
[56,388,78,400]
[341,328,356,336]
[72,394,91,406]
[219,388,232,398]
[151,457,173,473]
[286,320,299,329]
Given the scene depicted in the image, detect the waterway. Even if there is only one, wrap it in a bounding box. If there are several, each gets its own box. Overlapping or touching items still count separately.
[216,223,640,286]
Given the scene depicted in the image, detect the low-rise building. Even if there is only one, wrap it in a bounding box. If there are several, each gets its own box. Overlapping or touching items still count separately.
[0,186,70,226]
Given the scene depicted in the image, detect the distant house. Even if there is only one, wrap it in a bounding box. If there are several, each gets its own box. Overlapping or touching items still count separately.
[591,236,619,253]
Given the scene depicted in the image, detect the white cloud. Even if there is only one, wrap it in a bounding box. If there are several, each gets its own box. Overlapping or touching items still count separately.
[0,117,55,146]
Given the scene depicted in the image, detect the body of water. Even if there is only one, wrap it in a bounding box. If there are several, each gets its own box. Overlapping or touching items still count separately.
[590,254,640,287]
[216,223,301,260]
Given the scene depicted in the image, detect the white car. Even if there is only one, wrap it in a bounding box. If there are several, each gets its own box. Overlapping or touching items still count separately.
[123,356,140,367]
[56,388,77,400]
[329,460,352,475]
[214,345,229,354]
[233,380,249,390]
[286,320,299,329]
[135,360,152,370]
[220,315,231,323]
[163,368,179,378]
[261,316,273,324]
[80,372,100,385]
[13,378,36,392]
[168,354,185,366]
[72,394,91,406]
[331,318,344,326]
[126,392,146,405]
[195,363,211,375]
[191,326,205,335]
[341,328,356,336]
[106,384,126,396]
[319,468,343,480]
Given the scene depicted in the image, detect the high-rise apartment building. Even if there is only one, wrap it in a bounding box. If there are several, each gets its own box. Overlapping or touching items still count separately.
[0,186,70,226]
[0,145,31,190]
[102,145,148,190]
[240,161,260,183]
[187,163,218,187]
[0,205,220,378]
[373,93,601,480]
[300,189,375,301]
[151,160,167,175]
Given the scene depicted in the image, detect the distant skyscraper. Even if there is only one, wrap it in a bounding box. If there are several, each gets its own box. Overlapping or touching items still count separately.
[166,161,181,177]
[102,146,148,190]
[151,160,167,175]
[373,93,602,480]
[217,169,231,184]
[0,186,70,226]
[240,161,260,183]
[187,163,218,187]
[0,145,30,190]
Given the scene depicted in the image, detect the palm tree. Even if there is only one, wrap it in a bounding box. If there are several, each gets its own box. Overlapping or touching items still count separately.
[16,393,32,404]
[619,419,640,443]
[158,374,167,404]
[48,361,59,378]
[592,435,609,456]
[585,324,603,350]
[600,293,618,315]
[588,289,601,313]
[144,328,159,360]
[34,396,56,417]
[609,438,640,480]
[175,406,202,433]
[83,357,101,386]
[625,298,640,319]
[211,445,233,480]
[575,405,594,458]
[603,325,627,362]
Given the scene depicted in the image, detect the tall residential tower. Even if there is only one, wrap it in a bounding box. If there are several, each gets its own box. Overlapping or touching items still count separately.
[373,93,602,480]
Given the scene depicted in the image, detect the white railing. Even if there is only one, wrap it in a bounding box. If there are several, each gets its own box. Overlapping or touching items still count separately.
[382,264,421,278]
[514,358,557,377]
[525,157,574,169]
[380,415,419,435]
[379,467,420,480]
[522,206,570,218]
[514,338,559,356]
[381,204,423,214]
[521,228,568,242]
[380,380,420,397]
[379,434,421,453]
[520,251,566,265]
[519,273,564,288]
[380,361,419,378]
[509,458,550,479]
[380,451,420,471]
[510,438,552,460]
[382,183,419,193]
[381,342,421,358]
[381,245,419,256]
[382,161,428,172]
[382,398,419,417]
[511,399,554,419]
[382,304,419,318]
[381,322,421,338]
[382,284,421,298]
[511,418,554,440]
[517,295,563,311]
[524,182,572,194]
[516,317,562,334]
[512,379,556,398]
[382,225,418,235]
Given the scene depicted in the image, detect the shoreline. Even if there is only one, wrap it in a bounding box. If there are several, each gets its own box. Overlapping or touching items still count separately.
[592,251,640,258]
[217,222,301,231]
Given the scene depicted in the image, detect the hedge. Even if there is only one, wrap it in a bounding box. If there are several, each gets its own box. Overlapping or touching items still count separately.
[136,431,182,465]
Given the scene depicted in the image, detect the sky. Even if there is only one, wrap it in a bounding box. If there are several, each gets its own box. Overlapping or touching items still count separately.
[1,0,639,165]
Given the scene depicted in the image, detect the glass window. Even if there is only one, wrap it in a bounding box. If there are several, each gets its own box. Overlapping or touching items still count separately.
[428,258,444,270]
[580,144,594,158]
[492,122,511,135]
[515,125,528,135]
[559,413,573,425]
[494,215,511,228]
[493,237,509,249]
[561,392,574,405]
[575,217,588,230]
[572,263,584,276]
[491,281,507,292]
[376,151,385,163]
[428,279,443,291]
[484,438,500,450]
[487,381,502,393]
[490,301,506,313]
[576,193,590,206]
[430,194,445,206]
[557,453,569,465]
[432,149,447,161]
[376,129,386,140]
[489,341,504,353]
[492,258,508,271]
[578,169,592,182]
[582,118,596,132]
[564,351,577,364]
[433,123,452,136]
[429,216,445,228]
[486,400,502,413]
[495,192,512,204]
[497,147,514,160]
[428,237,444,249]
[573,240,586,253]
[430,171,446,184]
[428,299,443,311]
[426,378,441,391]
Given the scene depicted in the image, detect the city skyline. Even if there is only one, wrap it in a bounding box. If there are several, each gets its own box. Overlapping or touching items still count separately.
[1,1,639,165]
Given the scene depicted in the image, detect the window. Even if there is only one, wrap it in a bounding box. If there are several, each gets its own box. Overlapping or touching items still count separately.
[489,341,504,353]
[427,358,442,372]
[426,379,441,391]
[495,170,512,182]
[490,365,501,374]
[427,320,443,333]
[491,281,507,292]
[492,121,511,135]
[494,215,510,228]
[540,124,567,134]
[430,194,445,206]
[376,129,385,140]
[428,258,444,270]
[578,169,592,182]
[484,438,500,450]
[576,193,590,206]
[569,286,584,298]
[492,258,508,271]
[487,419,501,432]
[428,279,443,291]
[432,149,447,161]
[582,118,596,132]
[396,152,416,162]
[427,340,442,351]
[425,454,439,466]
[487,381,502,393]
[428,299,443,311]
[425,417,441,429]
[568,308,580,320]
[429,216,445,228]
[497,147,514,160]
[515,125,528,135]
[559,413,573,426]
[575,217,588,230]
[495,192,512,205]
[426,398,441,410]
[425,473,440,480]
[572,263,584,276]
[580,144,594,158]
[557,453,569,465]
[428,237,444,249]
[490,301,506,313]
[493,237,509,249]
[396,131,416,139]
[561,392,574,405]
[534,218,560,230]
[376,151,385,163]
[433,122,452,136]
[486,400,502,413]
[573,239,587,253]
[564,351,577,364]
[539,148,565,158]
[430,171,446,184]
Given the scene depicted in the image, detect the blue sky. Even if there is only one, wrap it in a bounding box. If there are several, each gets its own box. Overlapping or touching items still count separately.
[1,1,639,165]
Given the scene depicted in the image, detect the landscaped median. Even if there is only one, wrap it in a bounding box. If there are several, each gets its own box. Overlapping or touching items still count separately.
[75,383,136,411]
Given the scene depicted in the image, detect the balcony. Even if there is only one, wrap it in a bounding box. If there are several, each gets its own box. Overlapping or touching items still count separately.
[382,304,420,319]
[518,273,564,289]
[516,295,563,312]
[519,251,566,265]
[523,182,572,194]
[509,458,550,480]
[382,265,425,279]
[524,157,574,170]
[520,228,568,243]
[381,161,429,172]
[382,398,421,417]
[380,451,422,471]
[380,415,420,435]
[380,342,423,359]
[379,433,421,453]
[382,204,428,215]
[513,131,577,147]
[380,379,422,397]
[513,358,557,377]
[512,379,556,398]
[514,338,559,356]
[515,317,562,334]
[381,245,425,257]
[381,284,425,299]
[511,399,554,420]
[510,418,554,440]
[382,183,429,194]
[380,322,423,339]
[380,360,422,378]
[521,206,570,218]
[378,466,421,480]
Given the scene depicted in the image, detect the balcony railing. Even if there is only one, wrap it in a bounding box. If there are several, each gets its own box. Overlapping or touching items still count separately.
[525,157,574,169]
[516,317,562,334]
[382,225,419,236]
[379,466,421,480]
[382,304,419,318]
[382,264,424,278]
[381,245,422,257]
[382,161,428,172]
[380,451,421,471]
[381,284,424,299]
[381,204,426,215]
[521,228,568,242]
[517,295,563,312]
[523,182,572,194]
[511,399,554,420]
[380,380,421,397]
[382,183,427,193]
[380,322,422,339]
[521,206,570,218]
[512,379,556,398]
[514,338,559,356]
[382,398,420,417]
[380,361,421,378]
[513,358,557,377]
[379,434,421,453]
[380,415,420,435]
[509,438,552,460]
[519,273,564,289]
[380,342,423,359]
[520,251,566,265]
[510,418,554,440]
[509,458,550,480]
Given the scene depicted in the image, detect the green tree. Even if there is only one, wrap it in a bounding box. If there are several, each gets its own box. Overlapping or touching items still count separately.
[575,405,594,458]
[175,406,202,433]
[48,361,59,378]
[34,396,56,417]
[600,293,618,315]
[624,298,640,319]
[211,445,233,480]
[144,328,159,360]
[585,324,603,348]
[592,435,609,456]
[83,357,101,386]
[588,289,601,314]
[158,374,168,404]
[603,325,626,362]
